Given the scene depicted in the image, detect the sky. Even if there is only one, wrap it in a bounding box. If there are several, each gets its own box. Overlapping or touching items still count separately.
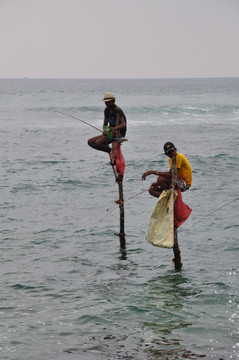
[0,0,239,79]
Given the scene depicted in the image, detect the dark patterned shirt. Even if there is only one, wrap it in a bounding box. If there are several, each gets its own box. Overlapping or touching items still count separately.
[104,105,127,137]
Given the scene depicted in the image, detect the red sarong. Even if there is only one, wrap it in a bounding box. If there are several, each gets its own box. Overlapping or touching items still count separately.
[174,188,192,228]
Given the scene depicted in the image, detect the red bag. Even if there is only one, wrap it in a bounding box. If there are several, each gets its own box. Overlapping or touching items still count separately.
[174,188,192,228]
[115,142,125,176]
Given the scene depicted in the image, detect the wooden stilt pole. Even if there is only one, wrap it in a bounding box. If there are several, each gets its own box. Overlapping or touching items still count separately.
[172,155,182,270]
[173,226,182,270]
[116,175,126,250]
[113,114,126,250]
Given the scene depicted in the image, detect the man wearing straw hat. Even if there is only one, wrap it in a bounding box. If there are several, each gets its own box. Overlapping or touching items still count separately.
[88,92,127,164]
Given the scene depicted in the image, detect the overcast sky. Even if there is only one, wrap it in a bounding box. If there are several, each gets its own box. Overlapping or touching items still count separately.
[0,0,238,79]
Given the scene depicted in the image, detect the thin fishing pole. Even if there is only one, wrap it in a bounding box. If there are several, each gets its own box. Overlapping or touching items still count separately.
[55,110,103,133]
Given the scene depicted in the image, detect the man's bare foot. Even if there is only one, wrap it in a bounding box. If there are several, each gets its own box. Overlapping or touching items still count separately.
[115,198,124,205]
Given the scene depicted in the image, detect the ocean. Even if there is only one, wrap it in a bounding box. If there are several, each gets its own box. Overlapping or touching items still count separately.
[0,77,239,359]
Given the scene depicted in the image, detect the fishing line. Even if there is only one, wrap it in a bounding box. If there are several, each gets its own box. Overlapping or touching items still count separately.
[55,110,103,133]
[94,188,148,227]
[95,193,239,229]
[192,197,239,226]
[94,153,170,227]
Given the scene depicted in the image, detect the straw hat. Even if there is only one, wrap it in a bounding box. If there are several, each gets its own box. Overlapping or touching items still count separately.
[102,92,116,102]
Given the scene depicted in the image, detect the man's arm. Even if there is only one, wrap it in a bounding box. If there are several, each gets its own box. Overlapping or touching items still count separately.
[142,169,171,180]
[113,114,126,133]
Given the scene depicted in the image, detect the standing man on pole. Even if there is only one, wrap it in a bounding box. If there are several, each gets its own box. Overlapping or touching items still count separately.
[88,92,127,164]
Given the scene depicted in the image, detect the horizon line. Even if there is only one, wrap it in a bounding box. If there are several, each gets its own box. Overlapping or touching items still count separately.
[0,76,239,81]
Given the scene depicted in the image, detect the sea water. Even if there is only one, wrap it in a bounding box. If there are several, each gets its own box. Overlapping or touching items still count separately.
[0,77,239,359]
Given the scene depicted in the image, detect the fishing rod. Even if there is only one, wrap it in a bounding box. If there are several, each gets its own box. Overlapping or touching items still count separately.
[55,110,103,133]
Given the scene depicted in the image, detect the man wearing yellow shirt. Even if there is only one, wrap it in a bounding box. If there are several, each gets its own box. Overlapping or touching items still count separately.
[142,142,192,198]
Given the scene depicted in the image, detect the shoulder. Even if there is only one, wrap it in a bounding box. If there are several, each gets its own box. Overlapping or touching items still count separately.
[177,153,187,161]
[115,105,125,114]
[114,105,126,120]
[114,105,123,113]
[175,153,184,167]
[177,153,191,168]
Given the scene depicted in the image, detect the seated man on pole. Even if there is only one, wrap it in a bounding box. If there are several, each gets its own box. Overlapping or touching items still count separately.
[142,142,192,198]
[88,92,127,165]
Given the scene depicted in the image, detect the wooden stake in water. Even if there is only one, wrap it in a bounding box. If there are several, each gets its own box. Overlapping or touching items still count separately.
[113,114,126,250]
[116,175,126,250]
[172,155,182,270]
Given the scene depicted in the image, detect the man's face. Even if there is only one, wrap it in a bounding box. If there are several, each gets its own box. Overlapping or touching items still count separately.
[105,100,115,109]
[166,149,176,158]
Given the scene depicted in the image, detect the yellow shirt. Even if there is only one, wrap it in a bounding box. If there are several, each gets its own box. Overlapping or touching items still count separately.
[169,153,192,188]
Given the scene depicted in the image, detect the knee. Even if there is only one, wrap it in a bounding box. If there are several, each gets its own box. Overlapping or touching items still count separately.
[148,188,156,197]
[88,138,94,148]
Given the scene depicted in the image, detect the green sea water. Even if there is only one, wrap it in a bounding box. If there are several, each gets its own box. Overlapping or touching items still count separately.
[0,78,239,359]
